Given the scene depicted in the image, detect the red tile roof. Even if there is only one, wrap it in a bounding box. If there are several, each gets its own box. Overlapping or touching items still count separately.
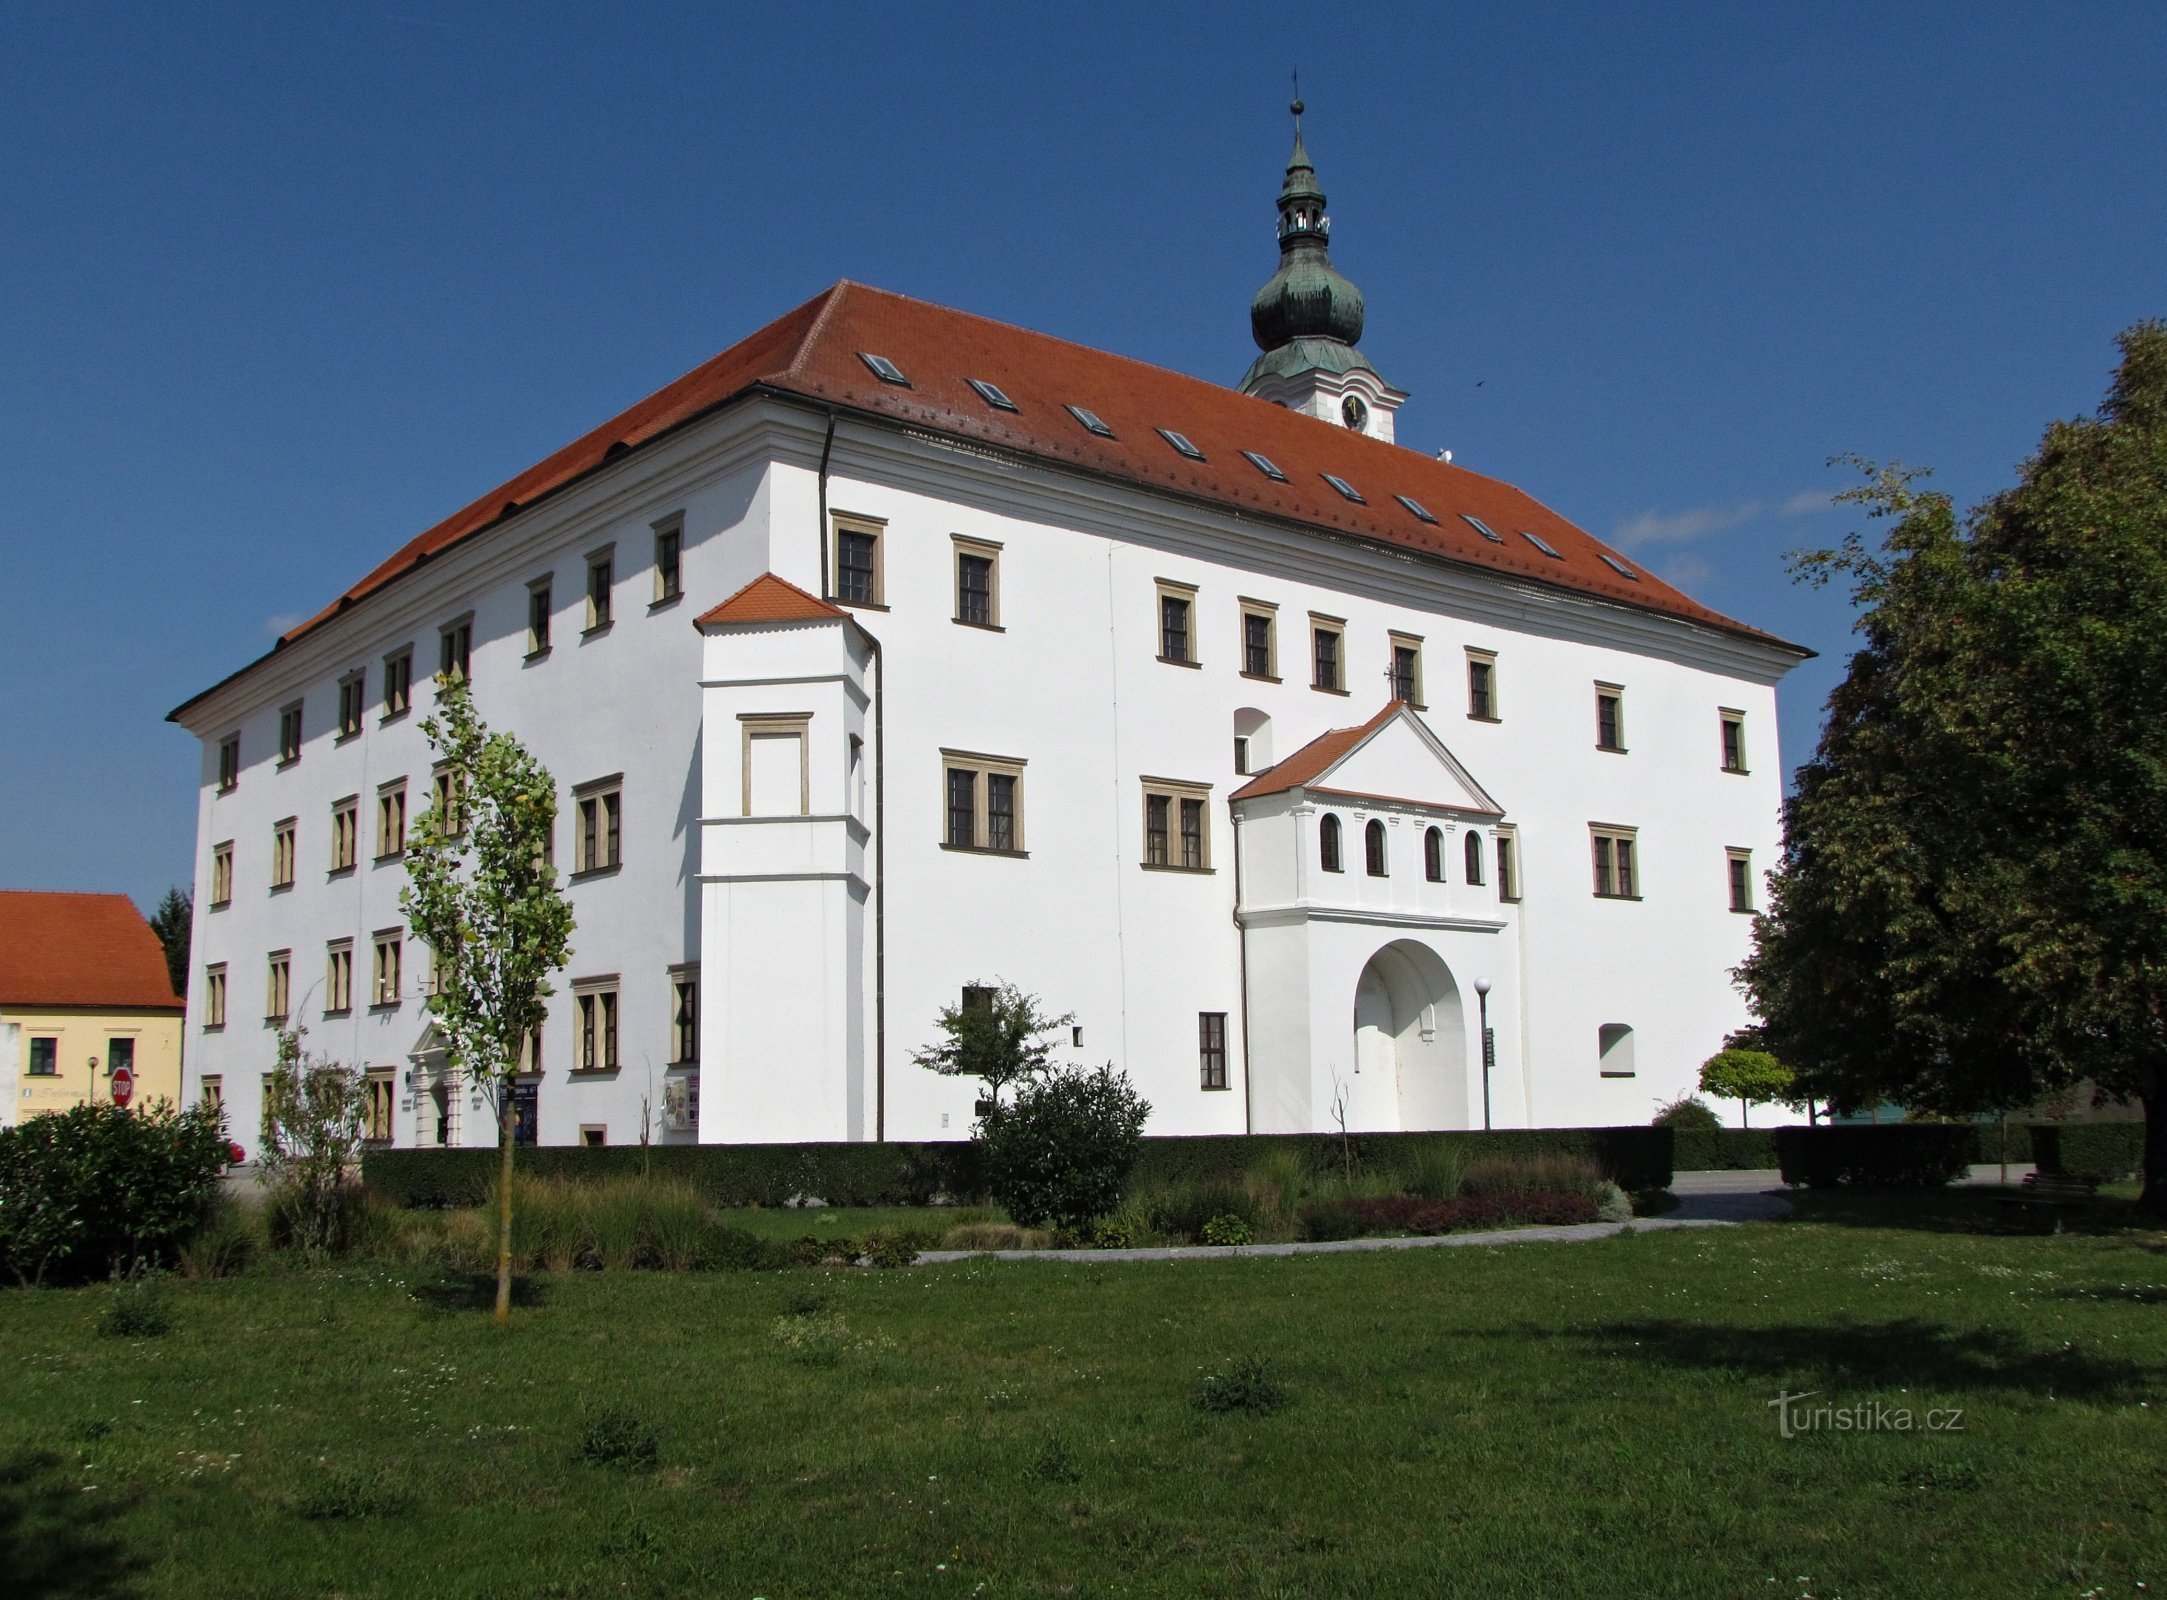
[1230,703,1404,802]
[694,572,847,628]
[0,892,183,1011]
[174,281,1802,719]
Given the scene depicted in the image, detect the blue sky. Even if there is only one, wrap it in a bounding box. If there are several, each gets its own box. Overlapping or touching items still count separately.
[3,2,2160,913]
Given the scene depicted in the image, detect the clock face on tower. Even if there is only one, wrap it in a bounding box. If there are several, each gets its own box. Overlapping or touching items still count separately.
[1341,394,1369,431]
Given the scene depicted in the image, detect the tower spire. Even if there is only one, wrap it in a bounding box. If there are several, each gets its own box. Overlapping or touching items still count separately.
[1239,96,1406,440]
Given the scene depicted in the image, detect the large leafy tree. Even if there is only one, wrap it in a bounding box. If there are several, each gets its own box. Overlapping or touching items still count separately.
[1740,323,2167,1211]
[401,674,575,1323]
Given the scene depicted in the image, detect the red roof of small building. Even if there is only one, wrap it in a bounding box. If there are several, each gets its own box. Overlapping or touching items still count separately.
[1230,703,1404,802]
[173,281,1803,720]
[694,572,848,628]
[0,891,183,1011]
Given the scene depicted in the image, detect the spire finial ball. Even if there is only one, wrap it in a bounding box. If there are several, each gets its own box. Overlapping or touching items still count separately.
[1290,98,1304,117]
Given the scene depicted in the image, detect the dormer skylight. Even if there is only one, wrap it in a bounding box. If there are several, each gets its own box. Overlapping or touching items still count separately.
[1459,514,1505,544]
[1158,428,1206,461]
[1395,494,1438,524]
[1321,473,1366,504]
[1241,450,1288,482]
[1067,404,1115,437]
[1521,531,1563,559]
[966,377,1018,412]
[1598,552,1641,581]
[858,352,911,387]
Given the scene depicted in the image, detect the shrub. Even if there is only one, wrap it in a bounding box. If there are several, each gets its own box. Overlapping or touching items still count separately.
[977,1065,1151,1233]
[1459,1153,1603,1199]
[577,1405,661,1470]
[1775,1126,1974,1189]
[1089,1219,1134,1250]
[862,1227,935,1268]
[1653,1096,1724,1132]
[1594,1181,1634,1223]
[703,1224,789,1272]
[1194,1355,1289,1416]
[1298,1190,1599,1240]
[258,1027,368,1262]
[0,1101,232,1286]
[97,1271,173,1339]
[177,1195,261,1280]
[1200,1213,1253,1247]
[1296,1199,1365,1242]
[788,1234,859,1267]
[1145,1181,1257,1243]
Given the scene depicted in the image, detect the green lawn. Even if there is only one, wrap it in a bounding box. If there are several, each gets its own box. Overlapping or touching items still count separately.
[2,1209,2161,1598]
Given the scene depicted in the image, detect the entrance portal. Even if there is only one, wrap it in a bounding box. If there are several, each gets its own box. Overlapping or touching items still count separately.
[1349,940,1469,1131]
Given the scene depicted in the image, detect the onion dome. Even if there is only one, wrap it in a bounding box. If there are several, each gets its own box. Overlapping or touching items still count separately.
[1249,99,1366,353]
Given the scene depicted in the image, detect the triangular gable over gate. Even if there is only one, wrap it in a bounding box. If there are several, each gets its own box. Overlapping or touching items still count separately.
[1230,702,1503,816]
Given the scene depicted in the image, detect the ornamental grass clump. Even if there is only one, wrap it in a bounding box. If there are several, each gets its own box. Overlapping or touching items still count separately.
[1193,1354,1289,1416]
[576,1405,661,1471]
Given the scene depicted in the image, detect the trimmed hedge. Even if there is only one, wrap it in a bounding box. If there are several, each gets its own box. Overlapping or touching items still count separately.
[2030,1123,2144,1182]
[364,1126,1675,1208]
[1774,1126,1976,1189]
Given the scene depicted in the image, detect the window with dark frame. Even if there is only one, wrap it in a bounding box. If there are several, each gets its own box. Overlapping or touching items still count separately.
[337,674,365,739]
[1312,625,1341,691]
[1180,798,1204,869]
[654,523,682,605]
[383,648,412,717]
[961,985,996,1013]
[326,942,353,1013]
[1391,643,1420,704]
[585,552,614,631]
[1198,1012,1228,1090]
[957,552,993,625]
[1467,653,1496,719]
[1365,818,1388,876]
[1728,849,1754,913]
[28,1036,56,1076]
[331,797,357,873]
[947,767,977,847]
[986,773,1017,852]
[1145,794,1171,865]
[671,972,699,1063]
[1234,736,1250,775]
[528,580,552,655]
[1424,827,1444,882]
[576,986,619,1071]
[1141,779,1211,870]
[278,703,302,766]
[1592,828,1638,898]
[1720,710,1748,773]
[1497,831,1519,902]
[1596,685,1625,752]
[218,735,240,792]
[439,620,471,682]
[1160,592,1192,663]
[576,785,622,873]
[1243,610,1273,677]
[1464,830,1485,885]
[1320,813,1343,873]
[836,528,878,604]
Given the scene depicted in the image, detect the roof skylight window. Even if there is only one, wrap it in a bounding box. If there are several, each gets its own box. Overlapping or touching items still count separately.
[858,352,911,387]
[1598,552,1641,581]
[1066,405,1115,437]
[1459,514,1505,544]
[1321,473,1366,504]
[1521,531,1563,559]
[1241,450,1288,482]
[966,377,1019,412]
[1395,494,1438,524]
[1158,428,1206,461]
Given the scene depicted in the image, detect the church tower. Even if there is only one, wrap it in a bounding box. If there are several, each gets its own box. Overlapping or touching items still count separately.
[1239,100,1408,443]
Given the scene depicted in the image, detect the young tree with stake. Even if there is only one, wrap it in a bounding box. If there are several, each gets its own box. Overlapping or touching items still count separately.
[401,674,575,1324]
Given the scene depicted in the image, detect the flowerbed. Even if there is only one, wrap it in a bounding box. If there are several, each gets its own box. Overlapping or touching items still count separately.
[1299,1188,1600,1241]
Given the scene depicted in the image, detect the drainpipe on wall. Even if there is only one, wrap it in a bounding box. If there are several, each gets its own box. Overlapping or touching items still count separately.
[814,410,838,601]
[1232,808,1253,1135]
[869,627,886,1142]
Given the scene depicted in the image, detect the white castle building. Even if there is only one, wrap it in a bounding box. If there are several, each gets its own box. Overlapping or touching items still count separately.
[171,113,1803,1150]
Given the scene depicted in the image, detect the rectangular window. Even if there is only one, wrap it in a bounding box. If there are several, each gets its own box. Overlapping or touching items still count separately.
[941,752,1027,853]
[201,1075,222,1117]
[1728,848,1755,913]
[439,618,472,682]
[833,515,884,605]
[1241,604,1277,679]
[204,965,227,1030]
[27,1036,57,1076]
[331,796,358,873]
[271,818,296,889]
[1140,777,1212,870]
[364,1070,396,1144]
[431,764,465,837]
[574,980,620,1071]
[527,577,553,655]
[670,967,699,1064]
[653,518,683,606]
[1496,827,1519,903]
[1157,581,1197,665]
[103,1035,132,1083]
[741,717,809,817]
[372,931,403,1007]
[1199,1012,1228,1091]
[585,548,614,632]
[575,779,623,873]
[337,673,365,740]
[1466,649,1499,721]
[376,780,407,860]
[1389,633,1424,706]
[1591,825,1639,899]
[1596,684,1626,752]
[1311,617,1344,693]
[961,984,996,1014]
[953,537,1000,627]
[1233,737,1250,775]
[218,734,240,793]
[383,648,413,718]
[326,941,353,1014]
[211,840,234,906]
[278,703,303,766]
[265,951,290,1023]
[1720,709,1749,774]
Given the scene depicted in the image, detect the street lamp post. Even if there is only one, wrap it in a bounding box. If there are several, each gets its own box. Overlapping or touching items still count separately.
[1473,978,1494,1130]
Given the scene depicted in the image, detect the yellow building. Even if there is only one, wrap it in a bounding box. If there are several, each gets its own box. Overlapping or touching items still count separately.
[1,891,185,1125]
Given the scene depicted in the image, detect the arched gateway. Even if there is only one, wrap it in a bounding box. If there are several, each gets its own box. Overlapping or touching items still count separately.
[1351,940,1469,1131]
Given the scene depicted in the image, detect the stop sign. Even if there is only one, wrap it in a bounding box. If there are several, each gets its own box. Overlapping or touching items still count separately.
[110,1066,135,1109]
